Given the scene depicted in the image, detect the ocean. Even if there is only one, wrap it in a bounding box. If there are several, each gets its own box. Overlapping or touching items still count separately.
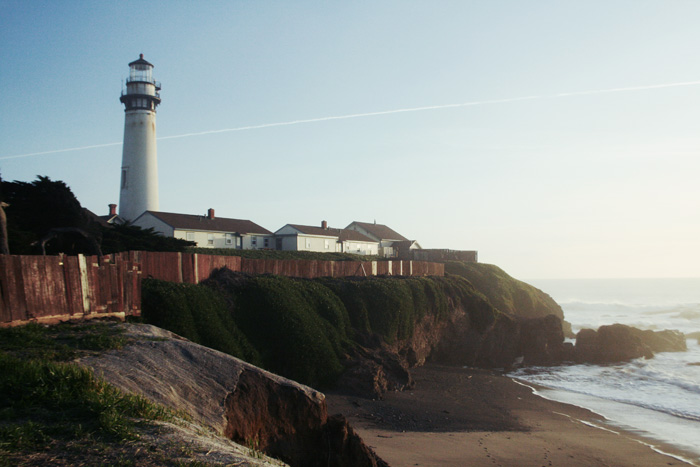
[510,278,700,465]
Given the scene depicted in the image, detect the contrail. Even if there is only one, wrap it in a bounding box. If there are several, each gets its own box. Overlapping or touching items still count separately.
[1,142,123,160]
[3,80,700,160]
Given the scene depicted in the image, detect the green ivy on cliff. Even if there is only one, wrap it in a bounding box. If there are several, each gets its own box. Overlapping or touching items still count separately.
[141,279,261,366]
[445,262,564,321]
[206,273,348,388]
[140,270,499,389]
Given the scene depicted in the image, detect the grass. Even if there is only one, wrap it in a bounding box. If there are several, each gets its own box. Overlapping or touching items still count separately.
[0,353,175,446]
[444,261,563,320]
[0,321,200,466]
[0,321,127,361]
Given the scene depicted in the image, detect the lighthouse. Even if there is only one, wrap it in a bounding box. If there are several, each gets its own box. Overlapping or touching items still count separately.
[118,54,161,221]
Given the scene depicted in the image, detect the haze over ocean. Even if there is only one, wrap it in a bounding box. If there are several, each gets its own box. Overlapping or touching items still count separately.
[514,278,700,464]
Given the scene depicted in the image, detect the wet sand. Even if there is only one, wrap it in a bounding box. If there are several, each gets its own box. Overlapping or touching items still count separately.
[326,364,696,467]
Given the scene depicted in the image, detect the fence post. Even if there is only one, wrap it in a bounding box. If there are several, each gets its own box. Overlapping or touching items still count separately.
[77,254,91,314]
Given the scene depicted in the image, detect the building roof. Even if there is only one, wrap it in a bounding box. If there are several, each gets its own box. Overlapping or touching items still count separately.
[394,239,422,250]
[282,224,377,243]
[129,54,154,68]
[138,211,272,235]
[338,229,376,243]
[83,208,111,228]
[347,221,408,241]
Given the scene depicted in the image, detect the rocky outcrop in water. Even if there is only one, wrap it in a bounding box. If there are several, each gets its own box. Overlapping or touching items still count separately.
[574,324,686,364]
[636,328,687,353]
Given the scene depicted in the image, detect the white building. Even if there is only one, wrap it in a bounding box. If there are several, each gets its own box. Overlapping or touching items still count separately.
[133,209,273,249]
[345,221,420,257]
[118,54,161,221]
[274,221,379,255]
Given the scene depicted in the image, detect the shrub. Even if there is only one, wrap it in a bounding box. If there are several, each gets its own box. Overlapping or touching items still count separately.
[141,279,260,365]
[204,273,347,388]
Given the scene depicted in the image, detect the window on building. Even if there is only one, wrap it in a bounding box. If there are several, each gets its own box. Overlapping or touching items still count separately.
[305,238,311,249]
[207,233,214,245]
[186,232,195,242]
[121,168,128,189]
[251,236,257,247]
[225,233,233,245]
[264,237,269,248]
[324,239,330,249]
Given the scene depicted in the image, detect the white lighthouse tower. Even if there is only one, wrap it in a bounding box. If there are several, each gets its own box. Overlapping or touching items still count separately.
[118,54,161,221]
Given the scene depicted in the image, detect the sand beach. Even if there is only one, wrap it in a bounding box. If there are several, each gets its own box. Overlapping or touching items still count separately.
[326,364,696,467]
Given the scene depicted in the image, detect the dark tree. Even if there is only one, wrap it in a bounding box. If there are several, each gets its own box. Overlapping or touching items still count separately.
[1,176,194,255]
[100,223,195,253]
[1,176,100,255]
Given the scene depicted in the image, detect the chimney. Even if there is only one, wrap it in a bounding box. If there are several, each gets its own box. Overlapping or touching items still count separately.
[321,220,328,229]
[109,204,117,216]
[208,208,215,220]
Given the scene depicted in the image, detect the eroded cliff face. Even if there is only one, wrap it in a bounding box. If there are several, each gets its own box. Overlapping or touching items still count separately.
[80,324,388,467]
[342,297,571,399]
[339,272,688,400]
[225,368,388,467]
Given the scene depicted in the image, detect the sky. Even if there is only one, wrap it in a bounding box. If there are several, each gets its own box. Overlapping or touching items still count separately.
[1,1,699,280]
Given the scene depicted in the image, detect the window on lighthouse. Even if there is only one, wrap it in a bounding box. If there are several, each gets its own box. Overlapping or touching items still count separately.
[121,168,128,188]
[130,64,152,83]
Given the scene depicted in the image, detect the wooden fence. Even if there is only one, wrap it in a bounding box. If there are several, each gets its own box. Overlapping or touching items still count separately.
[0,251,444,326]
[0,253,140,326]
[115,251,443,283]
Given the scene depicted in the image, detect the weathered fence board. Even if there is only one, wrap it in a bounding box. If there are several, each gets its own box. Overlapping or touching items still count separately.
[0,255,25,322]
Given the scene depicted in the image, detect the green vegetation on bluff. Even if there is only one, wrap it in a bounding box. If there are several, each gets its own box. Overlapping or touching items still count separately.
[445,262,564,321]
[140,279,262,366]
[141,270,496,389]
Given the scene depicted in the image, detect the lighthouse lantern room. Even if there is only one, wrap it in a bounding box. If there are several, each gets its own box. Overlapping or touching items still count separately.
[118,54,161,221]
